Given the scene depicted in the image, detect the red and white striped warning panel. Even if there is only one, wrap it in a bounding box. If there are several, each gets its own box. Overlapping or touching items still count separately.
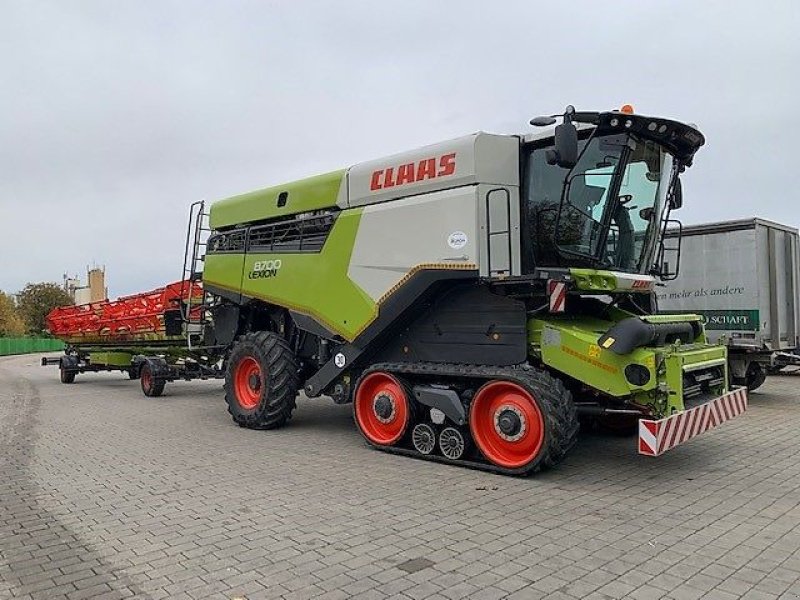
[638,387,747,456]
[547,280,567,313]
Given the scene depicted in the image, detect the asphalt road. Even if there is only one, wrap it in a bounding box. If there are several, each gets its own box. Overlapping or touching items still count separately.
[1,353,799,600]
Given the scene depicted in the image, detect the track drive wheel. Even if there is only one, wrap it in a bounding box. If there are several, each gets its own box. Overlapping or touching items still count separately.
[224,331,299,429]
[140,364,166,397]
[469,371,578,474]
[354,372,411,446]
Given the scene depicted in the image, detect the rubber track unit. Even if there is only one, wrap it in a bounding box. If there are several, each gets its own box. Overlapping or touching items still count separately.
[356,362,579,476]
[224,331,299,430]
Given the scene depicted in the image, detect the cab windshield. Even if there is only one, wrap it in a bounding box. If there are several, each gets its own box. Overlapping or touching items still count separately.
[524,132,674,274]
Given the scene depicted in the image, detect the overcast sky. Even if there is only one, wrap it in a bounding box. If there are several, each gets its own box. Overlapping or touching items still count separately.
[1,0,798,297]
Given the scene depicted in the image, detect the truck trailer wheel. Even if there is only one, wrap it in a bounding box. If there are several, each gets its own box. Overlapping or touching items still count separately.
[140,364,166,397]
[745,362,767,392]
[468,371,578,473]
[224,331,299,430]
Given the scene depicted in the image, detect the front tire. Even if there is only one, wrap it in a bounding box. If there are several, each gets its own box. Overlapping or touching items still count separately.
[224,331,299,429]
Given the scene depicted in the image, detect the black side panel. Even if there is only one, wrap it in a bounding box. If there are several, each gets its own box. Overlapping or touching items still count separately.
[375,285,527,365]
[303,269,477,396]
[164,309,183,336]
[209,304,241,346]
[290,311,339,340]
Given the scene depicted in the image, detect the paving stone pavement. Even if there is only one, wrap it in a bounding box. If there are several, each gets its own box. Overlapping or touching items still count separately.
[1,353,799,600]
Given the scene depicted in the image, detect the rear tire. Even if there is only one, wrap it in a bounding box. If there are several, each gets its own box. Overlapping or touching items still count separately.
[224,331,299,429]
[60,368,76,384]
[745,362,767,391]
[469,369,578,473]
[140,364,166,397]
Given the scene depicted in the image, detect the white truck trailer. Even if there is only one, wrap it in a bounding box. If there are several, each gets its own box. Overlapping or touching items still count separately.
[658,218,800,390]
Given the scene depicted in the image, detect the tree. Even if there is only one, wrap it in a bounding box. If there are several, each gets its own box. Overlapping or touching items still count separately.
[0,291,26,337]
[16,282,74,335]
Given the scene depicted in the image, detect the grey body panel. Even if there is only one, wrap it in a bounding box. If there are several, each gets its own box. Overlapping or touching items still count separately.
[346,133,519,208]
[659,218,799,352]
[347,186,481,302]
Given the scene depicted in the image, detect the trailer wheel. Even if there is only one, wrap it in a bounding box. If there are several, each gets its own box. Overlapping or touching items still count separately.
[745,362,767,392]
[140,364,166,397]
[469,370,578,473]
[59,367,76,384]
[59,356,77,384]
[224,331,299,430]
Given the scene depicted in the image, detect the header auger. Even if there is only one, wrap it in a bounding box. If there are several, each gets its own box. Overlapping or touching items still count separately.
[47,106,747,475]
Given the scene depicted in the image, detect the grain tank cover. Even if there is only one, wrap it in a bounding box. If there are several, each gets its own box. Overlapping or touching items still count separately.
[209,170,347,230]
[347,132,519,208]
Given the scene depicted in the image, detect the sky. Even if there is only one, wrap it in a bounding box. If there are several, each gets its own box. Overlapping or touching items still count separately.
[1,0,798,297]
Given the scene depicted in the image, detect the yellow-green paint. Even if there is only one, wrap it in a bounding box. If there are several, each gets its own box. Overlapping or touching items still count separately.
[529,314,728,418]
[569,268,620,292]
[209,170,346,230]
[529,315,657,398]
[203,209,378,341]
[88,351,136,368]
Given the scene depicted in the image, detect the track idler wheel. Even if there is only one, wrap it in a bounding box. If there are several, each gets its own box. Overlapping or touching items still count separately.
[354,372,411,446]
[411,423,436,455]
[438,426,468,460]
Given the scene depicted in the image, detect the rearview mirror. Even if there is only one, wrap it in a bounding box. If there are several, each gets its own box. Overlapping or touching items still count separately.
[669,177,683,210]
[546,122,578,169]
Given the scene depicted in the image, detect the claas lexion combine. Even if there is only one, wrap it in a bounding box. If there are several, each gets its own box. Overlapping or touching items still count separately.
[46,106,748,475]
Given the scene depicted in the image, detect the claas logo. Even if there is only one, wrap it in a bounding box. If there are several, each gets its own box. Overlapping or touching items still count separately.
[370,153,456,191]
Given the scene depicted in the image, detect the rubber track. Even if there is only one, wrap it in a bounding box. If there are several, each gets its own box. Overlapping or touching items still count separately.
[225,331,299,430]
[356,362,580,476]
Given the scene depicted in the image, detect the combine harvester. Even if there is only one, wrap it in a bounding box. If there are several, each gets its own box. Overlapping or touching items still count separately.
[46,106,748,474]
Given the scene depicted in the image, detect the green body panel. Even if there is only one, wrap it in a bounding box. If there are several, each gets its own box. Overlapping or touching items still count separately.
[529,316,657,397]
[203,209,377,341]
[209,170,346,230]
[202,253,246,295]
[88,351,135,368]
[570,268,620,292]
[529,314,728,418]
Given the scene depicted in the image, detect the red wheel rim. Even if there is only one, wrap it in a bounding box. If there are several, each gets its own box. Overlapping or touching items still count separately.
[234,356,263,410]
[469,380,545,469]
[141,368,152,392]
[354,372,410,446]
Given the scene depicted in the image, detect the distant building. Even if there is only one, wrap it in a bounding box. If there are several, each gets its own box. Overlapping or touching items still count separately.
[64,267,107,305]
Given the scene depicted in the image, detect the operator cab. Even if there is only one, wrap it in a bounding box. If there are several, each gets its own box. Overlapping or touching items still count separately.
[521,107,704,279]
